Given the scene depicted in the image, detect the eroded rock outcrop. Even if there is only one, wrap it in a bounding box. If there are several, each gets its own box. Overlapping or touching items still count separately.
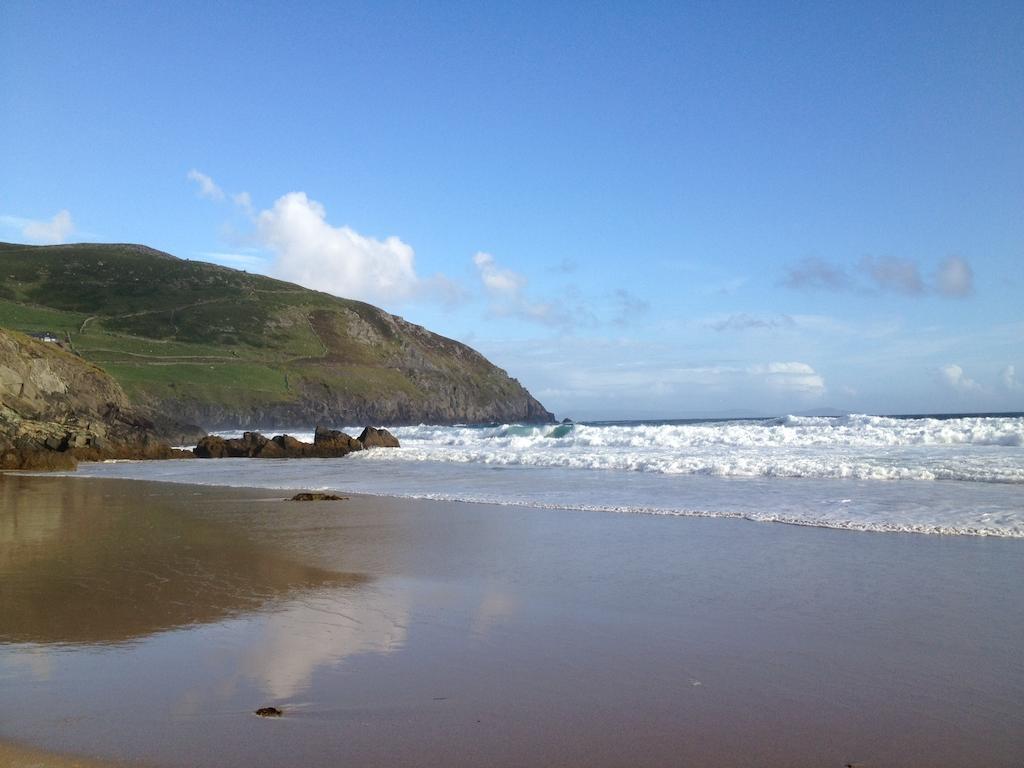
[0,329,203,470]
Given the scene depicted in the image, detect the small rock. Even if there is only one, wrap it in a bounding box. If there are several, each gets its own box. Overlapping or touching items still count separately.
[290,492,349,502]
[255,706,283,717]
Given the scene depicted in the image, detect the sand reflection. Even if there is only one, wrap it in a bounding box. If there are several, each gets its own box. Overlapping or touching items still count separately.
[0,475,367,645]
[241,589,411,700]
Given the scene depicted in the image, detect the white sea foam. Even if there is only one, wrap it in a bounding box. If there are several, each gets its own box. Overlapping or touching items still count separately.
[87,414,1024,538]
[322,414,1024,484]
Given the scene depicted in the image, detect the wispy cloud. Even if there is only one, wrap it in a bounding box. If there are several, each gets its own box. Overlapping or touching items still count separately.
[784,257,852,291]
[935,255,973,297]
[0,210,76,244]
[547,257,578,274]
[1001,365,1021,392]
[784,254,974,298]
[610,288,650,325]
[706,276,749,296]
[187,169,224,201]
[232,191,254,215]
[707,313,796,332]
[473,251,566,326]
[860,256,925,295]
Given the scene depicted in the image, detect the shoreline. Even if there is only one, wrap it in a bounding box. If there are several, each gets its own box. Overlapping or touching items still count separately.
[28,459,1024,539]
[2,474,1022,767]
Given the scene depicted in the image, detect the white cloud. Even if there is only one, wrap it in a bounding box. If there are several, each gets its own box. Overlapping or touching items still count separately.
[748,361,826,394]
[940,363,982,393]
[198,251,269,268]
[935,256,973,297]
[187,169,225,201]
[186,174,459,305]
[6,210,77,244]
[256,192,425,304]
[1001,365,1021,391]
[473,251,565,325]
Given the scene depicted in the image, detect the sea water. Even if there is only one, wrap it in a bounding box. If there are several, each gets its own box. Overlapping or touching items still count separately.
[72,413,1024,537]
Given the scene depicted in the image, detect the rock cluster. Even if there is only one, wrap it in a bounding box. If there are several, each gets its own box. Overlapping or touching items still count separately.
[194,425,399,459]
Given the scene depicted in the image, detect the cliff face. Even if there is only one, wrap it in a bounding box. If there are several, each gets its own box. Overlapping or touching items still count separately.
[0,242,554,429]
[0,329,203,469]
[154,309,554,429]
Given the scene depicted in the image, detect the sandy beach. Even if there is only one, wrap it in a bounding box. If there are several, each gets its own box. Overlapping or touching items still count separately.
[1,473,1022,767]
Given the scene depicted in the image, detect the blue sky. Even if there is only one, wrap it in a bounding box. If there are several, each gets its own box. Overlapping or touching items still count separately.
[2,1,1022,419]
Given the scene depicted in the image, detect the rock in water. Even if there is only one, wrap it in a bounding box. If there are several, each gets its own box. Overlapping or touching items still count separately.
[255,706,283,717]
[272,434,308,455]
[195,429,371,460]
[356,426,400,448]
[194,435,229,458]
[313,425,364,455]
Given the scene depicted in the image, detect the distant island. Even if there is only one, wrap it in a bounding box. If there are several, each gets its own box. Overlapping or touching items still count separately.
[0,242,553,430]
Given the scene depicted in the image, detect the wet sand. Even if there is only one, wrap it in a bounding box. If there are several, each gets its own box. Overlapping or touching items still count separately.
[1,474,1022,767]
[0,740,132,768]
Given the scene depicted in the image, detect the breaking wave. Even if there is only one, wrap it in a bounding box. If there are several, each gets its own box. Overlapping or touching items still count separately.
[335,414,1024,484]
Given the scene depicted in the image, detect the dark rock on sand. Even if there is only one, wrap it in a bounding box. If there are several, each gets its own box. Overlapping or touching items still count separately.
[356,426,401,448]
[291,492,349,501]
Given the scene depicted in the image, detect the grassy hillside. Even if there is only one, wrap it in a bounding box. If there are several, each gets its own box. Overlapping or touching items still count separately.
[0,242,553,428]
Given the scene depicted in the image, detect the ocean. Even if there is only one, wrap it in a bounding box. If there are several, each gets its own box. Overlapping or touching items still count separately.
[70,412,1024,538]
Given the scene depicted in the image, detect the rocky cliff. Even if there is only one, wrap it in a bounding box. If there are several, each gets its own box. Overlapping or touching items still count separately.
[0,328,203,469]
[0,242,554,429]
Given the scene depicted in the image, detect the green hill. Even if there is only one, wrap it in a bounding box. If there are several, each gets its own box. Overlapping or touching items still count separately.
[0,242,554,428]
